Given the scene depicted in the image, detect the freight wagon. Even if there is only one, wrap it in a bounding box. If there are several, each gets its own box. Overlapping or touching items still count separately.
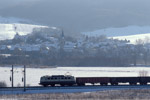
[76,77,110,86]
[76,77,150,86]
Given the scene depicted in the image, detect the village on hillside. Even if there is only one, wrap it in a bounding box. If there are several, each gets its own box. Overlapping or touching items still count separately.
[0,27,149,66]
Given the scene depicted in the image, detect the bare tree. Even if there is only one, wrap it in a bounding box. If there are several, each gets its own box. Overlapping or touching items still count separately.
[144,36,150,44]
[135,39,144,45]
[139,70,149,77]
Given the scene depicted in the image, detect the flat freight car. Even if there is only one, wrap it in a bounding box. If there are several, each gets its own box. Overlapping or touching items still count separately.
[109,77,140,85]
[139,77,150,85]
[109,77,150,85]
[76,77,110,86]
[76,77,150,86]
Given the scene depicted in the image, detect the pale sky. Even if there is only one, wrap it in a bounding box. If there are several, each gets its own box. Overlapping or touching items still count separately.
[0,0,150,33]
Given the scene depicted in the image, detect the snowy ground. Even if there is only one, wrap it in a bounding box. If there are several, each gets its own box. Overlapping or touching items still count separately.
[112,33,150,44]
[82,26,150,37]
[0,66,150,87]
[0,23,48,40]
[82,26,150,44]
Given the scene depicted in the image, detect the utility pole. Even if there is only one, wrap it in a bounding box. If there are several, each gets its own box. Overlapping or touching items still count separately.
[23,65,26,92]
[11,65,14,88]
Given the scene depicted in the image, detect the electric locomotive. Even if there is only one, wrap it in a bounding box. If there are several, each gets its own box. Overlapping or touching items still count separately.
[39,75,76,87]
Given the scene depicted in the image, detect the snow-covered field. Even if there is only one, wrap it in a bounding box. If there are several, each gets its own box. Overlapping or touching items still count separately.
[0,16,50,40]
[112,33,150,44]
[82,26,150,37]
[82,26,150,44]
[0,23,48,40]
[0,66,150,87]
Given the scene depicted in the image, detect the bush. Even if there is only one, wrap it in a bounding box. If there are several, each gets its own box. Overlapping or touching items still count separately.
[139,70,149,77]
[17,83,21,87]
[0,81,7,87]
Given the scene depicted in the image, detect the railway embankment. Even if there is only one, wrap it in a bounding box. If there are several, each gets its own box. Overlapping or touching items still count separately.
[0,85,150,95]
[0,89,150,100]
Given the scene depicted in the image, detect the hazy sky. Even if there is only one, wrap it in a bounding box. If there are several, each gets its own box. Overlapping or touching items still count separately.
[0,0,39,9]
[0,0,150,34]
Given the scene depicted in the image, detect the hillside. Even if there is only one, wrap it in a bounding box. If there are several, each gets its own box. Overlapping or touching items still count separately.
[0,22,149,66]
[113,33,150,44]
[82,26,150,44]
[0,22,150,44]
[0,23,50,40]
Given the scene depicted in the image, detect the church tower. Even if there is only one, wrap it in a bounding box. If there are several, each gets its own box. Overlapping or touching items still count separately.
[59,29,65,58]
[60,29,65,51]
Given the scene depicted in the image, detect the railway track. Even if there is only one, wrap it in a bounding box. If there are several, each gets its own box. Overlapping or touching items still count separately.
[1,85,150,91]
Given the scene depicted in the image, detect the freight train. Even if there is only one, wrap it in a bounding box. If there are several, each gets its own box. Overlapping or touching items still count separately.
[39,75,150,87]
